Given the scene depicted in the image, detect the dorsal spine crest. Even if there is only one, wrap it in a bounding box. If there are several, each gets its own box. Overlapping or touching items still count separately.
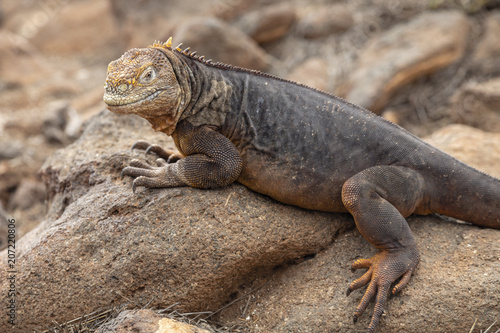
[146,38,349,105]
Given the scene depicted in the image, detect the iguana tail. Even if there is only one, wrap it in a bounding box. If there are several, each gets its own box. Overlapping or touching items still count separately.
[430,160,500,229]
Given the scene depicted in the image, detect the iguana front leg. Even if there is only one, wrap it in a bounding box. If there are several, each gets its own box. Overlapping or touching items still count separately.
[121,120,243,191]
[342,165,427,332]
[131,140,184,163]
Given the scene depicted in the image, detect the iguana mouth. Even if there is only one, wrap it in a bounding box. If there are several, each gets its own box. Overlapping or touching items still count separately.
[103,89,164,107]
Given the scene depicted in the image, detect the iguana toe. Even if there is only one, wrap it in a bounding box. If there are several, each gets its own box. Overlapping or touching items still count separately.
[131,140,181,162]
[131,140,152,151]
[347,249,419,332]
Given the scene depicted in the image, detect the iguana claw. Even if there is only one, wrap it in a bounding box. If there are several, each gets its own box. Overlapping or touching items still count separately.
[347,249,419,332]
[131,140,183,163]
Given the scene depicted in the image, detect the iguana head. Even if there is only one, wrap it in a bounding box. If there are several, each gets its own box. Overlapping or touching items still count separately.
[103,38,190,135]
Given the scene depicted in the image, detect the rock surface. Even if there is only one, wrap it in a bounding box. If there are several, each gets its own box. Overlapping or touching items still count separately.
[96,309,210,333]
[449,77,500,132]
[286,57,329,91]
[0,203,7,250]
[230,216,500,333]
[472,11,500,75]
[26,0,124,60]
[7,179,45,211]
[340,10,470,114]
[235,4,296,44]
[0,110,349,332]
[174,17,271,71]
[298,4,354,39]
[423,124,500,178]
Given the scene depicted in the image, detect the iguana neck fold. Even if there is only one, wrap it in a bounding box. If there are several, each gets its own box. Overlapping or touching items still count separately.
[178,60,234,130]
[154,49,233,134]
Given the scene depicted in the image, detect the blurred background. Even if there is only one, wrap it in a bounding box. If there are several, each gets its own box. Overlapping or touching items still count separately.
[1,0,500,249]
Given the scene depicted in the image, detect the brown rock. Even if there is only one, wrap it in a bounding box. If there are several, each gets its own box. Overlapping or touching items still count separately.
[211,0,257,21]
[155,318,210,333]
[340,11,470,114]
[235,4,296,44]
[380,109,402,125]
[0,141,23,161]
[41,100,82,144]
[96,309,210,333]
[0,31,51,90]
[472,11,500,75]
[26,0,125,60]
[174,17,271,71]
[235,216,500,333]
[449,77,500,132]
[298,4,354,39]
[0,31,82,109]
[423,124,500,178]
[0,110,348,332]
[8,179,45,211]
[287,57,329,91]
[456,77,500,108]
[0,203,8,251]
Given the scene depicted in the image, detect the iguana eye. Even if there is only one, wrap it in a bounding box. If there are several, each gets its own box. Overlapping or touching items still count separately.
[140,66,157,83]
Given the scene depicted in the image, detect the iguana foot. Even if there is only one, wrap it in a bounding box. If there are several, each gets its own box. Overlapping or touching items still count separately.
[131,140,183,163]
[121,158,186,192]
[346,248,419,333]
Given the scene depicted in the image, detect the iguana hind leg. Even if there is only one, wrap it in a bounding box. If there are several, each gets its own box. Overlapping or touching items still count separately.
[341,165,428,333]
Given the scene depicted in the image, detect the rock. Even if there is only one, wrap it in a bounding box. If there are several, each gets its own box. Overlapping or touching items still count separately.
[381,109,402,125]
[42,101,82,144]
[232,216,500,333]
[211,0,257,21]
[0,31,81,109]
[155,318,210,333]
[448,77,500,132]
[340,11,470,114]
[298,4,354,39]
[0,202,8,251]
[454,77,500,108]
[423,124,500,178]
[286,57,329,91]
[96,309,210,333]
[0,141,23,161]
[174,17,271,71]
[8,179,45,211]
[24,0,125,61]
[0,31,51,91]
[235,4,296,44]
[472,11,500,75]
[459,0,500,13]
[0,110,349,332]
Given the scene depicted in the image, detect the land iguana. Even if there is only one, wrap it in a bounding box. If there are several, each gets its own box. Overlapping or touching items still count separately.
[103,38,500,332]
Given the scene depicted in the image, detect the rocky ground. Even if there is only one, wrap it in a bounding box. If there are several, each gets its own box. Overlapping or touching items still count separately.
[0,0,499,332]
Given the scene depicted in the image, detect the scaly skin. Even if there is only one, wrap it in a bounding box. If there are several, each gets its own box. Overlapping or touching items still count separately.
[103,39,500,332]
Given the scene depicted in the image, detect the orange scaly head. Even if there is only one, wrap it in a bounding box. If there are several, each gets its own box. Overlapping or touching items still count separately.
[103,39,188,135]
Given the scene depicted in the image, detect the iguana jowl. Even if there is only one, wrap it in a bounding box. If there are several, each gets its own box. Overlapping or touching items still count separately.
[103,38,500,332]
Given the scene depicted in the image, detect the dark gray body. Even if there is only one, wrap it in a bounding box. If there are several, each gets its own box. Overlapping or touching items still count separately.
[184,62,500,224]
